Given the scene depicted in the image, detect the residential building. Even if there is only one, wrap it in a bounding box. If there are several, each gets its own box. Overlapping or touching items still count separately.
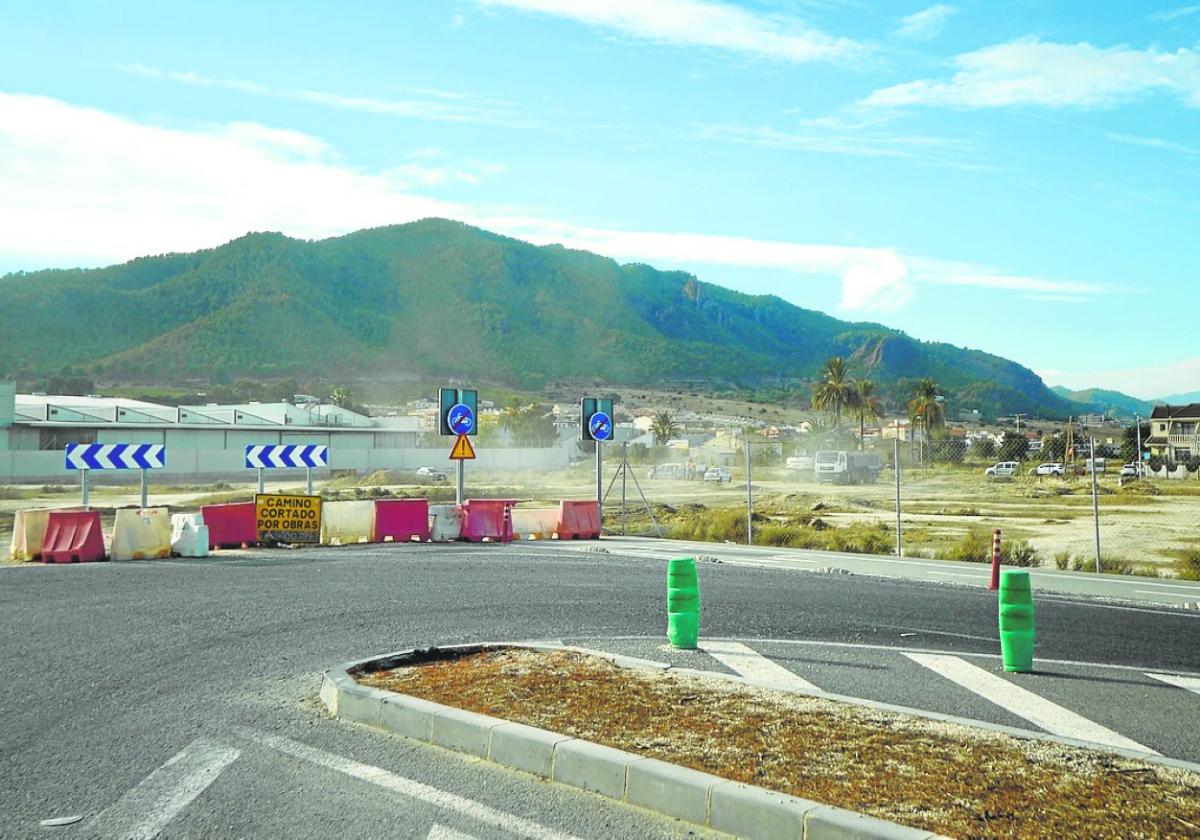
[1146,404,1200,464]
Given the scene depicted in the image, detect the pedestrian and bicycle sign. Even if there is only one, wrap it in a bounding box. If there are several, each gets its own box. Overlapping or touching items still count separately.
[448,403,474,435]
[66,443,166,470]
[244,444,328,469]
[588,411,612,442]
[580,398,615,442]
[438,388,478,436]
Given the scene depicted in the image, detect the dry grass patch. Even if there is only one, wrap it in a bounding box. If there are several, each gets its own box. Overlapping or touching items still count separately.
[360,648,1200,840]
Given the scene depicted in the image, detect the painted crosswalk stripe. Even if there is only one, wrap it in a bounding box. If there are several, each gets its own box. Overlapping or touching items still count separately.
[239,728,581,840]
[903,653,1156,754]
[1146,673,1200,695]
[87,739,240,840]
[700,640,821,692]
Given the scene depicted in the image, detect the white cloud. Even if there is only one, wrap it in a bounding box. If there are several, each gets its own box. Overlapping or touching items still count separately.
[1039,358,1200,401]
[896,4,955,41]
[1150,5,1200,22]
[909,256,1128,300]
[1106,132,1200,156]
[864,38,1200,109]
[120,64,529,127]
[478,0,864,63]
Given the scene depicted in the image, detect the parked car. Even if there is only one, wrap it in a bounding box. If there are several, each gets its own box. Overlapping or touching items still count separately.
[785,454,814,471]
[703,466,731,483]
[646,463,684,480]
[416,466,448,481]
[1086,458,1107,474]
[1033,462,1064,476]
[1120,463,1139,478]
[985,461,1019,477]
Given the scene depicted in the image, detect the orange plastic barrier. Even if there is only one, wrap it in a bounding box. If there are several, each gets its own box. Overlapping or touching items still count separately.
[460,499,517,543]
[373,498,430,543]
[201,501,258,549]
[557,500,602,540]
[41,510,106,563]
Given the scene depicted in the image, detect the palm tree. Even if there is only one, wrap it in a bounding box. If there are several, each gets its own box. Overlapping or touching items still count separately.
[856,379,885,450]
[811,357,859,432]
[908,378,945,460]
[650,411,679,445]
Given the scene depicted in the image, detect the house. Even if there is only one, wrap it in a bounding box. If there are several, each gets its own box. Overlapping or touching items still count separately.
[1146,404,1200,464]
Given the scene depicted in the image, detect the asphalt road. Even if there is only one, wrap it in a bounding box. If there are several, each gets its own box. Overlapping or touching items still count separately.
[2,541,1198,839]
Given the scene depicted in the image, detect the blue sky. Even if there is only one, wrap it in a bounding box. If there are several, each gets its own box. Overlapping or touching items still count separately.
[1,1,1198,398]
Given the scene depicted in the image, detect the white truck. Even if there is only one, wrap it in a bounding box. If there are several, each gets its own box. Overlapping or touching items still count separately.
[814,450,883,484]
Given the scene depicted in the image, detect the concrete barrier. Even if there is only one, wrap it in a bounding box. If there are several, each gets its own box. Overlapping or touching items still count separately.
[320,500,375,546]
[373,499,430,543]
[41,510,105,563]
[9,508,51,562]
[201,501,257,549]
[511,507,558,540]
[111,508,172,561]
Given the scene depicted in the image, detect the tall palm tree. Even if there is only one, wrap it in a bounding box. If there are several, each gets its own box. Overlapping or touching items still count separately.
[856,379,885,450]
[908,378,945,457]
[650,411,679,445]
[811,357,858,432]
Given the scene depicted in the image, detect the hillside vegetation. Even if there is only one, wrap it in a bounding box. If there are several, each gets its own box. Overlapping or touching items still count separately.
[0,218,1076,417]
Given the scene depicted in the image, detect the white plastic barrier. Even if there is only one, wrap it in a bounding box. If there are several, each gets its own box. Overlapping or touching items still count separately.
[111,508,172,561]
[320,500,376,545]
[171,513,210,558]
[511,507,558,540]
[429,504,463,542]
[9,508,51,562]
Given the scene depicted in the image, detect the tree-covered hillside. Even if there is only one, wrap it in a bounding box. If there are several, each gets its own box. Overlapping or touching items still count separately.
[0,218,1077,417]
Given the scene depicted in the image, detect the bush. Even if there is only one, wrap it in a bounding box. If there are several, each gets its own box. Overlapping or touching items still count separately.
[1067,555,1134,575]
[1176,548,1200,581]
[0,485,24,500]
[1054,550,1073,570]
[936,529,1040,567]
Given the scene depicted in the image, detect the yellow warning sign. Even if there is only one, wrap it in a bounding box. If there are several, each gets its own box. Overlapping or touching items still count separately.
[255,493,322,544]
[449,433,476,461]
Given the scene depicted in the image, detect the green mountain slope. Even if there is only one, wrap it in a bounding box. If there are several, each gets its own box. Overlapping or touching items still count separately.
[0,218,1077,417]
[1050,386,1156,418]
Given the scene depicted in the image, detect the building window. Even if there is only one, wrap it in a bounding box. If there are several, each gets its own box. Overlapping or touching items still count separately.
[1177,423,1196,435]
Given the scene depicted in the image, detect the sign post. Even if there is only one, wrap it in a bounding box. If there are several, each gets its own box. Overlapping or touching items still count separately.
[244,444,328,494]
[439,388,478,507]
[448,432,476,505]
[581,398,615,530]
[66,443,166,510]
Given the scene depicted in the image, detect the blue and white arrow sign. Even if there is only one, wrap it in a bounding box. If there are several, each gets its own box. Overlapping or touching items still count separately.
[245,444,328,469]
[588,411,613,442]
[447,403,475,435]
[65,443,166,471]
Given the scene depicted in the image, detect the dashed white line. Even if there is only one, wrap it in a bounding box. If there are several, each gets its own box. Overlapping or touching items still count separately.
[1146,673,1200,696]
[87,739,240,840]
[700,640,821,692]
[903,653,1157,754]
[239,729,582,840]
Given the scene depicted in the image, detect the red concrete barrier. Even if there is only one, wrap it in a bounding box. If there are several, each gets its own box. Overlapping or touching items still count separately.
[460,499,517,543]
[557,500,601,540]
[41,510,106,563]
[373,498,430,543]
[201,501,258,550]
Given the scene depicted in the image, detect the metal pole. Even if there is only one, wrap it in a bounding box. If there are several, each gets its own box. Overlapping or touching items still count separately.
[1090,437,1101,573]
[456,459,464,507]
[306,467,313,496]
[745,438,753,545]
[257,467,264,495]
[621,441,628,536]
[894,436,902,557]
[596,441,603,529]
[81,469,89,510]
[140,468,148,510]
[1135,415,1143,477]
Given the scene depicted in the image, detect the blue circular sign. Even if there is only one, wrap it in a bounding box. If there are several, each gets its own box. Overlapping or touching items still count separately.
[448,403,475,435]
[589,411,613,441]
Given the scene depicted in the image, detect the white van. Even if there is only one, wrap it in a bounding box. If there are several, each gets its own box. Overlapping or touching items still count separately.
[785,453,814,471]
[985,461,1019,477]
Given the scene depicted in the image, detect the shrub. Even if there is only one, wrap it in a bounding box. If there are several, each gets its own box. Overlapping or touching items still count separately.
[1006,540,1041,568]
[0,485,24,500]
[1054,550,1073,570]
[1068,555,1134,575]
[936,529,1040,566]
[1176,548,1200,581]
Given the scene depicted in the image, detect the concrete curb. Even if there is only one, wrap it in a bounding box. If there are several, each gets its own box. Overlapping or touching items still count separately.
[322,643,950,840]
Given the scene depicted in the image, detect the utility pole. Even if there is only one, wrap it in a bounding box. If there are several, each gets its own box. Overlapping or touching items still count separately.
[745,436,753,546]
[1090,437,1101,573]
[1135,414,1143,477]
[894,435,902,557]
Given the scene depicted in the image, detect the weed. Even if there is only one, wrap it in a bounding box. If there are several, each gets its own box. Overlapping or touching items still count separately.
[1054,551,1073,570]
[935,528,1041,567]
[1175,548,1200,581]
[0,485,26,500]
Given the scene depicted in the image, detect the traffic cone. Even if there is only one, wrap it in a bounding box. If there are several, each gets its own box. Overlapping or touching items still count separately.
[667,557,700,649]
[998,570,1035,672]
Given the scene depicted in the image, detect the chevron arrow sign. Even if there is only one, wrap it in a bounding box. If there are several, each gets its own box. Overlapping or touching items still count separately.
[244,444,329,470]
[65,443,166,471]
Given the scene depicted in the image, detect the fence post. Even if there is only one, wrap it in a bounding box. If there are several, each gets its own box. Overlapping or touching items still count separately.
[745,438,753,546]
[894,436,901,557]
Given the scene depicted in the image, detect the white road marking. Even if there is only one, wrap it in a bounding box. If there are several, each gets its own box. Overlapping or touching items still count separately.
[700,640,821,692]
[1147,673,1200,695]
[929,572,987,580]
[428,823,480,840]
[88,739,240,840]
[1136,590,1199,600]
[239,729,581,840]
[903,653,1157,754]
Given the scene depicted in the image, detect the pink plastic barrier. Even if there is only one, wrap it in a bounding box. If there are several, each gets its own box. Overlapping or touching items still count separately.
[41,510,106,563]
[557,500,601,540]
[373,498,430,543]
[460,499,517,543]
[201,502,258,549]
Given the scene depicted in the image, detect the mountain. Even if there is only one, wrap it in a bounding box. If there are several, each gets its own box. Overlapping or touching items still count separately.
[1050,386,1156,418]
[1157,391,1200,405]
[0,218,1078,417]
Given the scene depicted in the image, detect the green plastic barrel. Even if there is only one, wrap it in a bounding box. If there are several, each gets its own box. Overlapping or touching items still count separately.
[667,557,698,586]
[999,570,1035,673]
[667,586,700,611]
[666,557,700,649]
[667,611,699,649]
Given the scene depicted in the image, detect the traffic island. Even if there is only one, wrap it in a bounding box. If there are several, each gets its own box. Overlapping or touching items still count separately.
[323,644,1200,840]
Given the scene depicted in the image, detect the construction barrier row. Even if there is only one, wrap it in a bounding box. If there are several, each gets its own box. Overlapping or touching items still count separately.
[7,498,602,561]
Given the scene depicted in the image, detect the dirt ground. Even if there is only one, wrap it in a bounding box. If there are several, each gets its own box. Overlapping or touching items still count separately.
[360,647,1200,840]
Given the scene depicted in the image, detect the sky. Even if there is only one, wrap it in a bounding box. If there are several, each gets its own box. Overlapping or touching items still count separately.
[1,1,1198,399]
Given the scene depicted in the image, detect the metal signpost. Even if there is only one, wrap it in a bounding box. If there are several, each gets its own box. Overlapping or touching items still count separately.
[244,444,329,494]
[581,398,614,526]
[894,436,902,557]
[439,388,478,506]
[65,443,166,509]
[745,437,753,546]
[1090,437,1102,573]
